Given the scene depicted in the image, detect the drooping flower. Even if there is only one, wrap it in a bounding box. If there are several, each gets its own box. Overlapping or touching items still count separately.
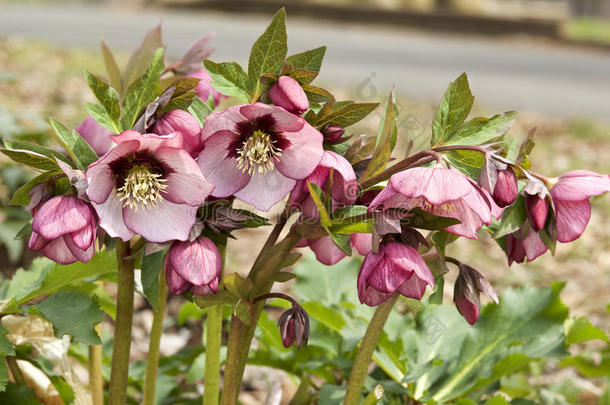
[491,168,518,208]
[453,263,498,325]
[277,305,310,349]
[164,236,221,295]
[368,167,498,239]
[86,130,214,242]
[298,233,372,266]
[525,194,548,232]
[186,69,227,107]
[151,110,202,157]
[549,170,610,243]
[505,227,548,265]
[357,241,434,306]
[76,116,115,156]
[29,196,97,264]
[198,103,324,211]
[321,125,345,144]
[269,76,309,115]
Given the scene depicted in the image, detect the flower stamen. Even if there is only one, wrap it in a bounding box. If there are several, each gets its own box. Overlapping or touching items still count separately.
[117,165,167,211]
[236,130,282,175]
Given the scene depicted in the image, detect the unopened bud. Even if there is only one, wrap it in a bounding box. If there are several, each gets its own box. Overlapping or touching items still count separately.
[277,305,310,349]
[525,194,548,232]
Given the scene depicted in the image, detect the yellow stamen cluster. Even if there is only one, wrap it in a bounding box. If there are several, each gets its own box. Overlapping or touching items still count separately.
[236,130,282,175]
[117,166,167,211]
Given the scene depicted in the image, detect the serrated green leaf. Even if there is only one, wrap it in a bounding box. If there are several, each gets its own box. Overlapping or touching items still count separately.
[223,273,254,301]
[286,46,326,72]
[37,289,105,345]
[302,301,345,332]
[565,316,609,344]
[0,383,41,402]
[160,90,197,113]
[317,102,378,128]
[307,181,331,227]
[0,359,6,393]
[0,326,14,356]
[432,73,474,146]
[447,111,517,146]
[445,148,486,179]
[248,8,287,99]
[84,102,119,133]
[49,119,99,170]
[9,171,58,207]
[329,232,352,256]
[121,47,165,129]
[141,250,166,311]
[84,71,121,131]
[193,290,237,310]
[0,149,60,172]
[402,208,461,231]
[189,95,215,127]
[301,84,334,103]
[271,272,297,283]
[3,140,73,167]
[123,24,163,90]
[204,60,251,103]
[361,90,397,182]
[492,195,527,239]
[101,40,122,94]
[560,351,610,377]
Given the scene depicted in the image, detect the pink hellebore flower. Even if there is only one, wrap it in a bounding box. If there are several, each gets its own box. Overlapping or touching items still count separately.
[198,103,324,211]
[76,116,115,156]
[151,110,203,157]
[368,167,498,239]
[269,76,309,115]
[357,241,434,306]
[164,237,221,295]
[492,168,518,208]
[525,194,549,232]
[29,196,97,264]
[186,68,227,107]
[86,130,214,243]
[298,233,372,266]
[505,227,548,265]
[550,170,610,243]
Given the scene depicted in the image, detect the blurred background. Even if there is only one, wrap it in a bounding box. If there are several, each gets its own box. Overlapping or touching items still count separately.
[0,0,609,403]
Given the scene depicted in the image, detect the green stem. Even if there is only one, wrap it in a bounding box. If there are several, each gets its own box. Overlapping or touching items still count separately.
[358,151,437,190]
[6,356,25,386]
[204,242,226,405]
[221,315,244,405]
[89,323,104,405]
[362,385,384,405]
[108,240,135,405]
[142,268,168,405]
[288,376,311,405]
[343,295,398,405]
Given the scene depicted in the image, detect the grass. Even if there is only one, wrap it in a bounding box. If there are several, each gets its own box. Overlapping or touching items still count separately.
[563,17,610,45]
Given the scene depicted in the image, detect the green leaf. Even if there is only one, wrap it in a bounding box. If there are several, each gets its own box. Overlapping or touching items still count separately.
[307,182,331,227]
[492,195,527,238]
[189,95,215,127]
[0,149,60,172]
[84,71,121,132]
[101,40,122,94]
[123,24,163,90]
[565,316,609,344]
[0,383,41,403]
[286,46,326,72]
[445,148,486,180]
[361,89,397,182]
[121,47,165,129]
[431,73,474,146]
[302,301,345,332]
[36,289,105,345]
[317,102,379,128]
[248,8,287,98]
[141,250,166,311]
[204,60,251,103]
[193,290,237,310]
[84,102,119,133]
[301,84,334,103]
[560,351,610,377]
[447,111,517,146]
[49,119,99,170]
[402,208,461,231]
[0,360,6,393]
[223,273,254,301]
[329,232,352,256]
[3,140,73,167]
[0,326,14,357]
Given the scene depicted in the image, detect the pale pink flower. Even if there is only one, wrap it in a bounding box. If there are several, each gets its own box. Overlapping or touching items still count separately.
[198,103,323,211]
[86,130,214,242]
[357,241,434,306]
[269,76,309,115]
[164,236,221,295]
[29,196,97,264]
[76,116,115,156]
[151,110,203,157]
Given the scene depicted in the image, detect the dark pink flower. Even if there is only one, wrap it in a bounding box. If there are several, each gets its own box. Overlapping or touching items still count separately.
[492,168,518,208]
[300,233,372,266]
[525,194,548,232]
[357,241,434,306]
[321,125,345,144]
[198,103,323,211]
[76,116,115,156]
[164,236,221,295]
[453,263,497,325]
[550,170,610,243]
[505,227,548,265]
[86,130,214,242]
[186,68,227,107]
[29,196,97,264]
[368,167,498,239]
[151,110,203,157]
[269,76,309,115]
[277,305,309,349]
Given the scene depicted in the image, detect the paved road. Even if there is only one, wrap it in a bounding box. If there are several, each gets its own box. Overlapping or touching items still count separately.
[1,3,610,122]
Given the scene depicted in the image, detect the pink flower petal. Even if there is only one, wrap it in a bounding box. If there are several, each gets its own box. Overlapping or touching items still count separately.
[86,140,139,204]
[123,198,197,242]
[197,131,250,197]
[155,147,214,206]
[76,116,115,156]
[39,237,78,265]
[351,233,372,256]
[275,121,324,180]
[152,110,202,156]
[64,233,95,263]
[165,267,192,295]
[234,170,296,212]
[32,196,90,239]
[552,170,610,201]
[554,199,592,243]
[168,238,221,285]
[309,236,346,266]
[240,102,305,133]
[523,228,548,261]
[70,221,95,251]
[389,167,471,205]
[91,191,135,241]
[201,105,245,141]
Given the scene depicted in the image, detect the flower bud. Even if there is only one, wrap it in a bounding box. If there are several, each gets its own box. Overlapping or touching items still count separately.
[164,237,221,295]
[29,196,97,264]
[151,110,203,157]
[492,168,518,207]
[525,194,548,232]
[269,76,309,115]
[322,125,345,143]
[76,116,115,156]
[454,263,498,325]
[277,305,309,349]
[357,242,434,306]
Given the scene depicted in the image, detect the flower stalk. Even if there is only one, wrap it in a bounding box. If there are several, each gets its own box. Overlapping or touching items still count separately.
[108,240,135,405]
[89,323,104,405]
[142,268,169,405]
[343,295,398,405]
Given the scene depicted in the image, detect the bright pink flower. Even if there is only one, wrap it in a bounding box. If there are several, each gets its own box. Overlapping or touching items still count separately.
[198,103,324,211]
[76,116,115,156]
[269,76,309,115]
[368,167,497,239]
[29,196,97,264]
[525,194,548,232]
[151,110,202,157]
[357,242,434,306]
[86,130,214,242]
[164,236,221,295]
[186,69,227,107]
[492,168,518,208]
[550,170,610,243]
[505,227,548,265]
